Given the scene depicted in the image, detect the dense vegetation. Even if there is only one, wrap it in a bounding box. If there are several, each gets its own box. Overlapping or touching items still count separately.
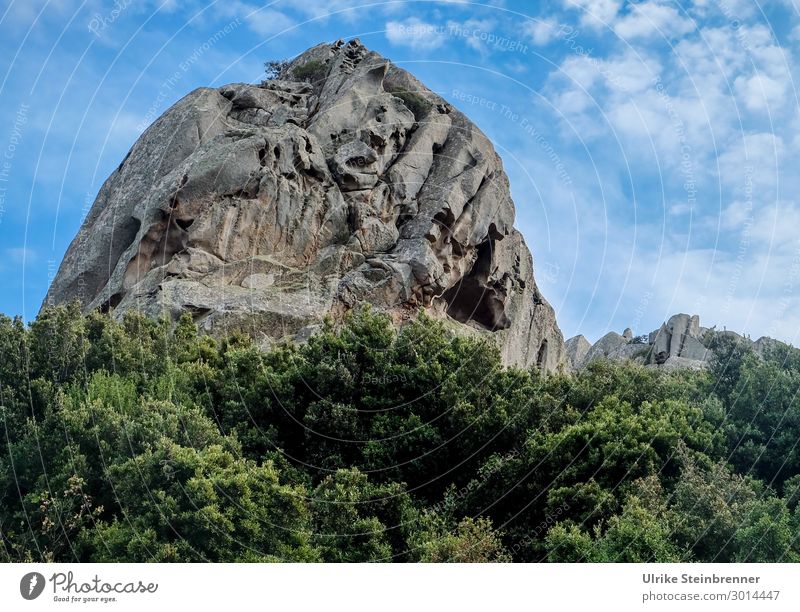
[1,304,798,562]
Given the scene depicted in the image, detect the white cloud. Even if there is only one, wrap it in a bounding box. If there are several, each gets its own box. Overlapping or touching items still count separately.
[614,2,696,40]
[385,17,447,51]
[717,132,784,191]
[562,0,622,29]
[734,73,787,112]
[447,18,498,52]
[6,248,37,265]
[523,18,559,46]
[245,8,295,36]
[690,0,759,21]
[276,0,363,20]
[217,1,295,36]
[534,7,800,343]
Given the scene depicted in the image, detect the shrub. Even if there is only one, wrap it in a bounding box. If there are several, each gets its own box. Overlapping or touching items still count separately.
[387,88,432,119]
[292,59,326,82]
[262,59,289,82]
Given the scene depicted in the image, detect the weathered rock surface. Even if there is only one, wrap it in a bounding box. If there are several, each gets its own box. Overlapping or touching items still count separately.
[582,332,627,365]
[566,312,789,371]
[564,335,591,370]
[45,39,564,371]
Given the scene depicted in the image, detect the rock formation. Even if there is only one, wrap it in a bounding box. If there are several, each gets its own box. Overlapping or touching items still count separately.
[565,313,787,371]
[564,335,591,368]
[45,39,564,371]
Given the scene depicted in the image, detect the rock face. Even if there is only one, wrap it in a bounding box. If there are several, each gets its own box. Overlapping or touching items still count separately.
[564,335,591,369]
[649,313,707,365]
[565,312,788,371]
[45,39,565,371]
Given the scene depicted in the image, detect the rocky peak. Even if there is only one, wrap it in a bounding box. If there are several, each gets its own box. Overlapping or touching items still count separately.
[45,39,564,371]
[565,312,788,371]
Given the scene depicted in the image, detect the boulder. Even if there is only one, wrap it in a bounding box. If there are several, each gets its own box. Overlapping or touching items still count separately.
[44,39,565,371]
[571,313,786,372]
[565,335,592,370]
[582,332,627,365]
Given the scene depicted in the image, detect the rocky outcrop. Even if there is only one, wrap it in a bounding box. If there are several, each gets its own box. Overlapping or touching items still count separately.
[649,314,708,365]
[44,39,564,371]
[565,313,787,371]
[565,335,591,369]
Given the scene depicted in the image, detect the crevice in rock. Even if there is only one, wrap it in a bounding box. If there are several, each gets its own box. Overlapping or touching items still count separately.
[440,240,510,331]
[99,291,124,314]
[123,210,187,289]
[185,304,212,321]
[109,216,142,268]
[536,339,549,368]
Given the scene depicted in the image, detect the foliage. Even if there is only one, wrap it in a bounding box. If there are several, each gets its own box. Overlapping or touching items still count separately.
[1,303,799,562]
[263,59,289,82]
[291,60,326,82]
[386,88,432,119]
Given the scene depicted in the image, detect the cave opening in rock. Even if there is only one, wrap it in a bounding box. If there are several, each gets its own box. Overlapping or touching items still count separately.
[536,339,548,368]
[109,217,141,271]
[441,240,510,331]
[99,292,124,314]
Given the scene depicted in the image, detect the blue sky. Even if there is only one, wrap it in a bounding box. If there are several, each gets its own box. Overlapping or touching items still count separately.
[1,0,800,344]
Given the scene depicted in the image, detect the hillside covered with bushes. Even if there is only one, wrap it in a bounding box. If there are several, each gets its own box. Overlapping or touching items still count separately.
[1,304,799,562]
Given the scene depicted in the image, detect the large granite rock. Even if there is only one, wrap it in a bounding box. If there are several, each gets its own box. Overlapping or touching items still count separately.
[648,313,706,366]
[44,39,564,371]
[582,331,627,365]
[568,313,789,371]
[565,334,591,370]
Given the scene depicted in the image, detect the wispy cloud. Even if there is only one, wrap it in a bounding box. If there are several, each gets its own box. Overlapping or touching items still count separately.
[5,247,37,265]
[385,17,447,51]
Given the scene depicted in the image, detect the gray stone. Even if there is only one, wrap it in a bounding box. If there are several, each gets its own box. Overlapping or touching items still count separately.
[572,312,785,372]
[651,323,670,360]
[565,335,592,370]
[44,39,564,371]
[666,313,701,356]
[583,332,627,365]
[607,342,648,362]
[753,336,788,358]
[680,335,710,361]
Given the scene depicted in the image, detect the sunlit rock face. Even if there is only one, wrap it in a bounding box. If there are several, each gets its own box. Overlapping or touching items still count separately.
[565,312,786,371]
[45,39,565,371]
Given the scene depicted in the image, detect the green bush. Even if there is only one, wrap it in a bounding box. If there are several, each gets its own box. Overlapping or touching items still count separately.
[387,88,432,119]
[292,59,326,82]
[1,303,799,562]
